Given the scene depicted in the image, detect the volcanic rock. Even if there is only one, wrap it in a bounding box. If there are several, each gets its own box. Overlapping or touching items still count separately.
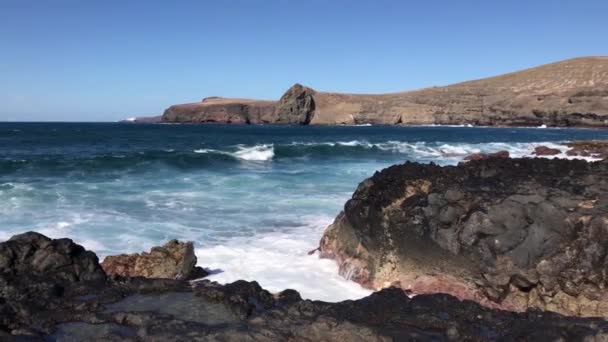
[566,141,608,159]
[533,145,561,156]
[319,157,608,317]
[101,239,207,280]
[275,83,316,124]
[463,150,510,161]
[0,231,106,283]
[2,232,608,340]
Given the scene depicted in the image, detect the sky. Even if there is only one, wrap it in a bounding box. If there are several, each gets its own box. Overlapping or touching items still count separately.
[1,0,607,122]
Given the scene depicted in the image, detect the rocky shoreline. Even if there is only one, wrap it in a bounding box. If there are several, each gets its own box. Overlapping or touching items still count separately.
[3,143,608,340]
[2,232,608,341]
[152,57,608,128]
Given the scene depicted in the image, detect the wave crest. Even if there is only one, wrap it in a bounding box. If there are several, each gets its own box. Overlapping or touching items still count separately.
[233,144,274,161]
[0,141,596,176]
[194,144,274,161]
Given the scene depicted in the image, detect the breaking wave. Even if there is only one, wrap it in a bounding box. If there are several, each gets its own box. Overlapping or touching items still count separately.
[0,141,596,176]
[195,144,274,161]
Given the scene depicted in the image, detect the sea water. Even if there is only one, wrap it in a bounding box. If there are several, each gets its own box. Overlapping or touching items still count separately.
[1,123,607,301]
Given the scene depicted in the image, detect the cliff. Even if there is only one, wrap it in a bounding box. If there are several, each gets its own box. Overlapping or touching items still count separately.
[161,57,608,127]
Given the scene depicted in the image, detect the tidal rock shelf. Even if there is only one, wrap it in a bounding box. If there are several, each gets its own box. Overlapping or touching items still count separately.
[319,156,608,317]
[1,232,608,341]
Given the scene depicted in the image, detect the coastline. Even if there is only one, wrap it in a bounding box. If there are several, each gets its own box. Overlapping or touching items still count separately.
[3,146,608,339]
[3,123,608,339]
[119,119,608,130]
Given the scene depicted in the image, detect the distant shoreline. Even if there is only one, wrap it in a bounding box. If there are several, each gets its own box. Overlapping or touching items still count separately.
[158,57,608,128]
[2,120,608,131]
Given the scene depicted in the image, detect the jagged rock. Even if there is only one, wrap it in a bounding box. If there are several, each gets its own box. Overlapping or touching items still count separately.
[161,57,608,127]
[275,83,316,124]
[101,239,207,280]
[463,150,510,161]
[319,157,608,317]
[534,145,561,156]
[566,141,608,159]
[0,231,105,283]
[2,232,608,340]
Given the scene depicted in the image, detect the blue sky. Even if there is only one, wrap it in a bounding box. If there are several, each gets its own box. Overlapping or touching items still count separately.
[1,0,607,121]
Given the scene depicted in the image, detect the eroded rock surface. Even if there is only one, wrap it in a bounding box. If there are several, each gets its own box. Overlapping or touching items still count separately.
[534,145,561,156]
[162,97,278,124]
[463,150,510,161]
[101,239,207,280]
[0,231,105,283]
[320,157,608,317]
[275,83,316,124]
[566,141,608,159]
[3,232,608,340]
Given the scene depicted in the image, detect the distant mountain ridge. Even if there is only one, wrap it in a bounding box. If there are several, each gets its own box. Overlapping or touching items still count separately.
[160,57,608,127]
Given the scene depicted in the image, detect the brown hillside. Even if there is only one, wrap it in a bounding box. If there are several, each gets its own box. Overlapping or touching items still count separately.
[161,57,608,127]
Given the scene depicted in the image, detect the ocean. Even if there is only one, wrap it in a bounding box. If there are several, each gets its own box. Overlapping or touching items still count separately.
[2,123,608,302]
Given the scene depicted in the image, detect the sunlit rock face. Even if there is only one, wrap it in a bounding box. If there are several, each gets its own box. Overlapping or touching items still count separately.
[320,157,608,317]
[162,57,608,127]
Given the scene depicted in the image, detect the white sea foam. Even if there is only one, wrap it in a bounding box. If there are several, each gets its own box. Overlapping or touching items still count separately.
[232,144,274,161]
[194,144,274,161]
[337,140,371,147]
[281,140,601,162]
[196,215,371,302]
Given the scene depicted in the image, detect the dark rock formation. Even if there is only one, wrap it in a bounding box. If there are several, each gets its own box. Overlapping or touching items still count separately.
[274,83,316,124]
[566,141,608,159]
[534,145,561,156]
[0,231,106,283]
[463,150,510,161]
[101,239,207,280]
[320,157,608,317]
[3,232,608,340]
[161,57,608,127]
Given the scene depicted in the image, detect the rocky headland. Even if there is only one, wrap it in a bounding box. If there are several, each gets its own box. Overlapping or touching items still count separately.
[319,155,608,318]
[158,57,608,128]
[2,232,608,341]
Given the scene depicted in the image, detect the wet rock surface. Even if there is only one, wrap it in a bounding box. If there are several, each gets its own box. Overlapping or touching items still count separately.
[320,157,608,317]
[566,141,608,159]
[533,145,561,156]
[463,150,510,161]
[2,232,608,340]
[101,239,207,280]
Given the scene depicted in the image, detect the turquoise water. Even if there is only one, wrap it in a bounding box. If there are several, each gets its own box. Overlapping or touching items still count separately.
[1,123,607,301]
